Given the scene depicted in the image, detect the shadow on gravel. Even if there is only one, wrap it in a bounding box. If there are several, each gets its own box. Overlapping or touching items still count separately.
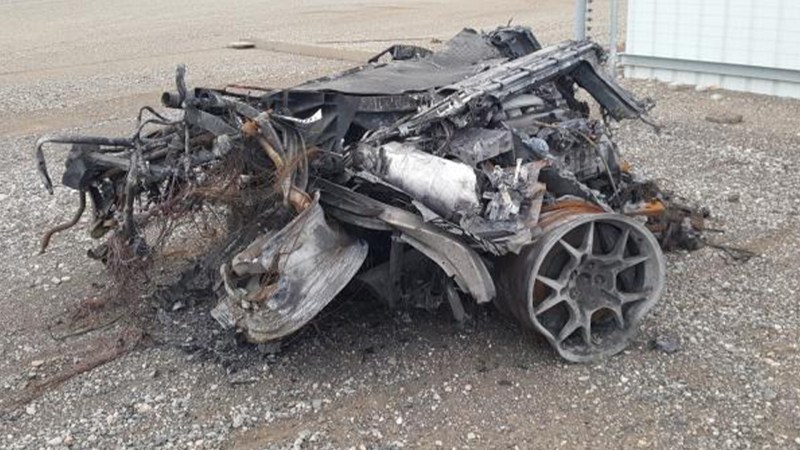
[2,237,553,416]
[153,276,554,377]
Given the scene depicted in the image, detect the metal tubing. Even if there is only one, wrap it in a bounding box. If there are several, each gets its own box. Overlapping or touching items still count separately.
[574,0,588,40]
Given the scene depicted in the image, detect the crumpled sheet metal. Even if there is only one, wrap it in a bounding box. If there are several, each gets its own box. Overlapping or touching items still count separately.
[212,194,367,342]
[316,179,496,304]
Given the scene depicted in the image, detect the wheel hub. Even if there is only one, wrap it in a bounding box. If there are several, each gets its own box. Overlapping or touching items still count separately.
[568,258,616,311]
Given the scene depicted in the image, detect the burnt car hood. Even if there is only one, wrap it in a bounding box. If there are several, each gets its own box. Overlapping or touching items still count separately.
[293,28,523,95]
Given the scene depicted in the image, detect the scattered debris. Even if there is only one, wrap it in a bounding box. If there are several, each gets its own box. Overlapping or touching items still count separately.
[227,40,255,50]
[695,85,719,92]
[667,82,691,92]
[705,242,758,264]
[33,25,706,363]
[2,327,142,411]
[651,334,682,354]
[705,113,744,125]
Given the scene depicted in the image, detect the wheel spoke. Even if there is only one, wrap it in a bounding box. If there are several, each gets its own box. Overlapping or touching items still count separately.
[581,319,593,346]
[558,239,583,261]
[610,305,625,328]
[618,290,648,304]
[618,254,650,271]
[534,293,565,315]
[557,314,581,342]
[610,227,630,257]
[600,287,648,309]
[599,288,623,305]
[582,221,595,255]
[536,274,565,292]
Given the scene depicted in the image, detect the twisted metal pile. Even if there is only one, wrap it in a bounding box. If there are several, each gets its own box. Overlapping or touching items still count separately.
[35,26,705,362]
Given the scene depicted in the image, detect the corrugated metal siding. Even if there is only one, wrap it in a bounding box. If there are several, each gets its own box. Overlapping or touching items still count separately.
[622,0,800,98]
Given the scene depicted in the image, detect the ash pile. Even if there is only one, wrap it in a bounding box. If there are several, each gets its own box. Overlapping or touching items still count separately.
[35,26,705,362]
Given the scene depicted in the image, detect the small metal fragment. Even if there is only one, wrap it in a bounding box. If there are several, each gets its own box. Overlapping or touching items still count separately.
[651,334,682,354]
[227,40,255,50]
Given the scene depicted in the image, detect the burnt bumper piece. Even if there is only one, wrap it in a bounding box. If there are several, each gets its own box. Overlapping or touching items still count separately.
[212,194,368,342]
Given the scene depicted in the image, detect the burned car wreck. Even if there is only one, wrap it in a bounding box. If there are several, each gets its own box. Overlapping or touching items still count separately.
[35,26,704,362]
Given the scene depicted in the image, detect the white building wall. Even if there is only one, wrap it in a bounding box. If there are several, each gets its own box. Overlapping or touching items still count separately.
[622,0,800,98]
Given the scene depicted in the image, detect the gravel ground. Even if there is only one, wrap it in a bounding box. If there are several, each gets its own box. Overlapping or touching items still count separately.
[2,1,800,449]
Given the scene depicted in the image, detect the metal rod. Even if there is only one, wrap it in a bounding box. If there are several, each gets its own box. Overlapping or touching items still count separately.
[574,0,588,40]
[609,0,619,77]
[387,232,404,309]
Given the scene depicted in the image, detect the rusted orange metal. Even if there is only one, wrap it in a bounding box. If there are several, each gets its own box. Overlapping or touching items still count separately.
[537,198,605,230]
